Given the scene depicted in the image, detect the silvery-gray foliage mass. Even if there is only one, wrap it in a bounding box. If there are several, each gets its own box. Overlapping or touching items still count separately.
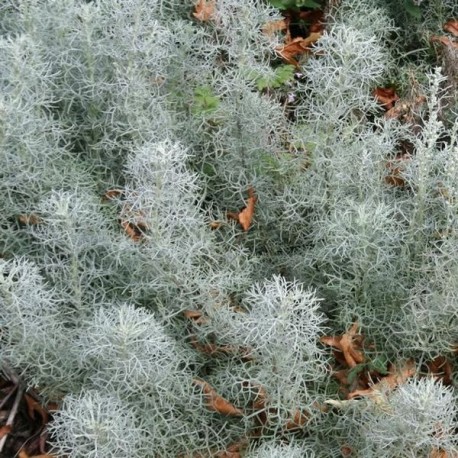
[1,0,457,456]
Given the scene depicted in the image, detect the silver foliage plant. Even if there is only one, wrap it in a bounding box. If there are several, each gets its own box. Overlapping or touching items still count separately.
[1,0,458,456]
[344,378,458,457]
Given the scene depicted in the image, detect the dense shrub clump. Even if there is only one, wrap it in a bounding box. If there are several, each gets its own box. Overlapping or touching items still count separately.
[1,0,457,456]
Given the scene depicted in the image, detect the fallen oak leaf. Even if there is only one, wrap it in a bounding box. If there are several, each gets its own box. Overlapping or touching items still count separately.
[183,309,208,325]
[0,425,11,439]
[348,359,416,400]
[209,220,224,230]
[341,445,354,457]
[276,33,322,66]
[251,384,267,411]
[430,448,449,458]
[193,0,215,22]
[214,439,248,458]
[426,356,453,385]
[24,393,48,425]
[120,219,148,242]
[192,378,244,416]
[27,455,55,458]
[102,188,124,201]
[321,322,364,368]
[188,335,252,360]
[384,153,411,187]
[431,35,458,50]
[298,9,325,33]
[18,451,55,458]
[241,381,268,426]
[385,95,426,121]
[262,19,287,36]
[17,214,42,225]
[119,200,149,242]
[373,87,399,111]
[227,186,257,231]
[443,19,458,37]
[284,409,309,430]
[238,186,257,231]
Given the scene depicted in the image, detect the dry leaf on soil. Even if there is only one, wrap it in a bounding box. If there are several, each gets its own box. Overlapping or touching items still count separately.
[227,186,257,231]
[188,335,251,359]
[373,87,399,111]
[340,445,353,457]
[298,10,325,34]
[192,379,244,416]
[275,33,322,66]
[384,153,411,187]
[18,451,55,458]
[348,359,416,400]
[426,356,453,385]
[431,35,458,50]
[284,409,309,430]
[193,0,215,22]
[443,19,458,37]
[120,219,148,242]
[262,19,287,36]
[17,214,42,225]
[320,322,364,368]
[0,425,12,439]
[430,448,449,458]
[24,394,48,425]
[183,309,208,325]
[102,188,124,201]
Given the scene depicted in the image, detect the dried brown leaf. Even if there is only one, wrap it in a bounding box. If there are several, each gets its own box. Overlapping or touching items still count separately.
[430,448,448,458]
[120,220,144,242]
[341,445,354,457]
[284,409,309,430]
[298,10,325,33]
[17,214,42,225]
[431,35,458,49]
[228,186,257,231]
[183,309,206,323]
[209,220,224,230]
[193,379,244,416]
[385,154,411,187]
[426,356,453,385]
[373,87,399,110]
[348,359,416,400]
[238,186,257,231]
[24,393,48,425]
[276,33,321,66]
[385,95,427,121]
[193,0,215,22]
[321,322,364,368]
[18,451,55,458]
[102,188,124,201]
[0,424,11,439]
[262,19,287,36]
[444,19,458,37]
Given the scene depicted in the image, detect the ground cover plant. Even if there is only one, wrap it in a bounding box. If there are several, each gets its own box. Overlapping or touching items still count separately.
[0,0,458,456]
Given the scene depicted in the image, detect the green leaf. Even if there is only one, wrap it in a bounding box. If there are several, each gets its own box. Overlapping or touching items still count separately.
[255,65,295,91]
[267,0,290,8]
[202,161,216,177]
[403,0,422,19]
[274,64,295,85]
[267,0,300,9]
[192,86,220,114]
[267,0,321,8]
[297,0,321,8]
[369,356,389,375]
[347,365,364,385]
